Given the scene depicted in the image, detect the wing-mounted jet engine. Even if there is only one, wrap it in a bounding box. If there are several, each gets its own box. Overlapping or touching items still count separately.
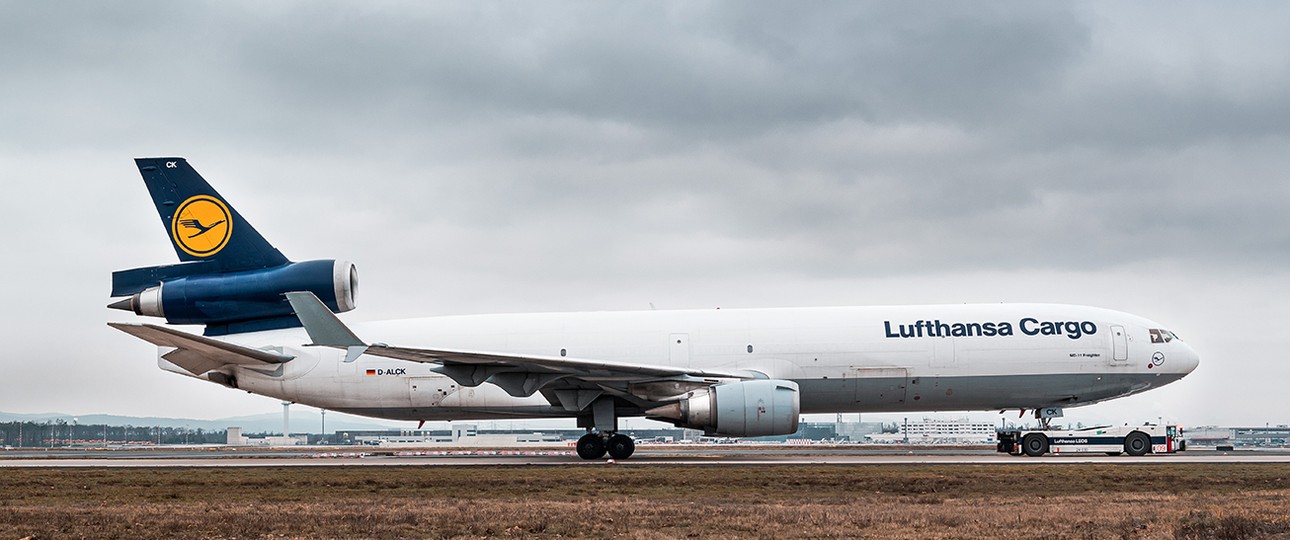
[645,380,800,437]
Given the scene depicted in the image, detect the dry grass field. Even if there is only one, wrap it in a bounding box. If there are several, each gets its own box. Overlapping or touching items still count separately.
[2,463,1289,539]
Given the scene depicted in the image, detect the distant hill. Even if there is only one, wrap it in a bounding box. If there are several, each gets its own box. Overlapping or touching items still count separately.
[0,410,406,434]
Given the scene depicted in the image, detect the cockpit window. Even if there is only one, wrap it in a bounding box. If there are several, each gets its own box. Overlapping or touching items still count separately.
[1149,329,1181,343]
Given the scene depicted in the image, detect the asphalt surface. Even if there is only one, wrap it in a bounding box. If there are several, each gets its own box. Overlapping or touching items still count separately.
[3,447,1288,467]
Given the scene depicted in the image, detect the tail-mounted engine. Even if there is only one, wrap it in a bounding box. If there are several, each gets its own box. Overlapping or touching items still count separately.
[109,259,357,335]
[646,379,800,437]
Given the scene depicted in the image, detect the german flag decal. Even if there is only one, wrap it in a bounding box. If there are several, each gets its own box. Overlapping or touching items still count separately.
[365,369,377,376]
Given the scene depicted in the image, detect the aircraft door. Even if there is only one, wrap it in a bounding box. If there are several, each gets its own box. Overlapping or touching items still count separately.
[409,377,458,407]
[853,367,909,407]
[1110,325,1128,362]
[930,338,956,368]
[669,333,690,368]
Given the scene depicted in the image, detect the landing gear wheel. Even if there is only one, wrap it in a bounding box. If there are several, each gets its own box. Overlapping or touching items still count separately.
[1021,433,1048,457]
[606,434,635,459]
[1124,431,1151,456]
[576,433,606,460]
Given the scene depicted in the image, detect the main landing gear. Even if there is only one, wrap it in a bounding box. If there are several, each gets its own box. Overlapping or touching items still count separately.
[576,431,635,460]
[575,397,636,460]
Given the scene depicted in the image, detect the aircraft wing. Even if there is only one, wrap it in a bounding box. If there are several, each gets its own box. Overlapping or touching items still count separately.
[108,322,294,376]
[364,343,748,385]
[284,292,753,399]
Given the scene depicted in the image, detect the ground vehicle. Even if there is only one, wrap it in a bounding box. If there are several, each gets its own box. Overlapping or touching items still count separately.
[997,424,1185,457]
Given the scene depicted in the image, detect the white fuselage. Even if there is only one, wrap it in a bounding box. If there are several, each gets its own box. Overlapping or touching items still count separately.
[158,303,1199,422]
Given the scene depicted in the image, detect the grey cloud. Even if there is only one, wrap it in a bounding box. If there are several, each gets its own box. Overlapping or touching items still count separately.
[1,1,1288,423]
[1,2,1094,148]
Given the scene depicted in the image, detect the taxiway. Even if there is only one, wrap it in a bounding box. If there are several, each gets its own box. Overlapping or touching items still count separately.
[3,447,1287,467]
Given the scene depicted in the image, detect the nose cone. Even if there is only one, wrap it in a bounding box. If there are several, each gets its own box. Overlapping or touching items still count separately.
[1176,342,1201,375]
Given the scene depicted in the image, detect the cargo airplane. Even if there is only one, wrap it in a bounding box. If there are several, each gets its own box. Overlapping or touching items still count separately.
[109,158,1200,459]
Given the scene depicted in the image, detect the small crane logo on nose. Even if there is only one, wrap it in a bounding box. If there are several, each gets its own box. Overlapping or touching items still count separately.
[1150,351,1165,368]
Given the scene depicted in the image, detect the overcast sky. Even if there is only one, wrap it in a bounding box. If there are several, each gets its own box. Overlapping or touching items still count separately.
[1,2,1287,429]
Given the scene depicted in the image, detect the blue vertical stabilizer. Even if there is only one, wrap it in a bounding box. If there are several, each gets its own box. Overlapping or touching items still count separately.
[133,157,288,271]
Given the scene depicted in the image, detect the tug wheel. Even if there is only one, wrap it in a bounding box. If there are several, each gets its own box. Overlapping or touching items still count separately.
[1021,433,1048,457]
[1124,431,1151,456]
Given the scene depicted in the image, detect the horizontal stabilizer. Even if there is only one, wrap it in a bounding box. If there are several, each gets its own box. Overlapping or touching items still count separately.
[108,322,293,375]
[110,260,221,297]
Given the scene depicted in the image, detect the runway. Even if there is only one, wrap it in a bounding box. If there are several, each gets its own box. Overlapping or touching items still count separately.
[3,447,1289,467]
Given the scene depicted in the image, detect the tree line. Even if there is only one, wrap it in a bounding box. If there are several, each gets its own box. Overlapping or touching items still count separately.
[0,421,228,447]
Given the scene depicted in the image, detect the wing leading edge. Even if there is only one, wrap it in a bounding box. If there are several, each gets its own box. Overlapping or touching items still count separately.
[283,291,753,398]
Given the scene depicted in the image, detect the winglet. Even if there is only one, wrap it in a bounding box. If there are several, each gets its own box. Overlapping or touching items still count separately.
[285,291,367,362]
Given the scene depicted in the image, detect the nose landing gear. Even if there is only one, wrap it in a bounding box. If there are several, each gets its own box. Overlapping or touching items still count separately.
[1036,406,1063,430]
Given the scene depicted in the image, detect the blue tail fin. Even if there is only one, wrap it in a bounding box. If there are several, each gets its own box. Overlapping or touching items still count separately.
[113,158,357,336]
[134,158,288,271]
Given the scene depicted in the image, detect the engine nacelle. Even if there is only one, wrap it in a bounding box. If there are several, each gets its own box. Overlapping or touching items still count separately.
[646,379,800,437]
[114,259,357,329]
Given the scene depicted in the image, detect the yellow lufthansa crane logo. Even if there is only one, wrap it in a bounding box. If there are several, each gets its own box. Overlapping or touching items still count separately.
[171,195,232,257]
